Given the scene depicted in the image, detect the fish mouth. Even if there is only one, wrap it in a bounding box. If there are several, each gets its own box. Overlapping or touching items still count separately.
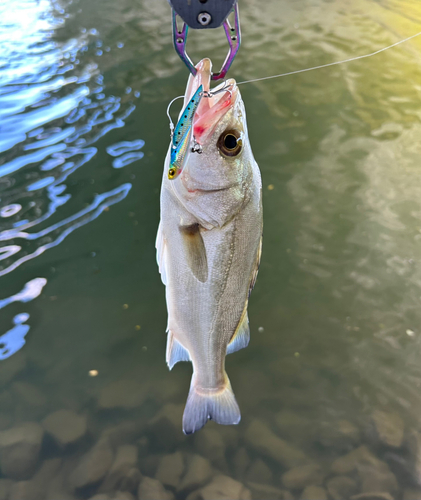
[184,58,238,144]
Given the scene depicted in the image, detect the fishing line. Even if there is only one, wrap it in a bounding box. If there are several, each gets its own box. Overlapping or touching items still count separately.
[237,30,421,86]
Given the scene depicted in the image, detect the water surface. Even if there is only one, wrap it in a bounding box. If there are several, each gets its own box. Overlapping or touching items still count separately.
[1,0,421,498]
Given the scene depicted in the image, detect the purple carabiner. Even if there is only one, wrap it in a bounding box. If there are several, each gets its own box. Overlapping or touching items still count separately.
[172,3,241,81]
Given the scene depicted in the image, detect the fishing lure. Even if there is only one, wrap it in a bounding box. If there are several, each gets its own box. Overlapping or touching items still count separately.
[168,84,204,180]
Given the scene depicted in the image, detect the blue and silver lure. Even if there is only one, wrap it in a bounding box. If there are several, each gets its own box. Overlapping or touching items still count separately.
[168,84,203,180]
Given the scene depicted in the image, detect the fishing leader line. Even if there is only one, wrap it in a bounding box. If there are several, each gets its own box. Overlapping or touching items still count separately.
[237,30,421,86]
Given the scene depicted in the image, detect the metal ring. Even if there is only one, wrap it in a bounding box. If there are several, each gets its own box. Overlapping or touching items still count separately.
[197,12,212,26]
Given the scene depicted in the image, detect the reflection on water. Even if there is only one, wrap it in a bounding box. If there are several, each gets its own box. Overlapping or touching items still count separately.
[0,0,140,326]
[1,0,421,499]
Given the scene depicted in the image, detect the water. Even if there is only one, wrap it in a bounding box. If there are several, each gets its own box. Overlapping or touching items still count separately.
[1,0,421,498]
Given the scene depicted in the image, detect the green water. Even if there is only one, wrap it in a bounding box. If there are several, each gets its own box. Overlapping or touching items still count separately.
[1,0,421,498]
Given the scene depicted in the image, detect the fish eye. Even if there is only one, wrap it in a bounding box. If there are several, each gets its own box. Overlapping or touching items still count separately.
[217,129,242,157]
[168,168,176,179]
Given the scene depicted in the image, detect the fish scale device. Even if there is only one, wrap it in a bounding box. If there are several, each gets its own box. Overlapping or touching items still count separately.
[167,0,241,80]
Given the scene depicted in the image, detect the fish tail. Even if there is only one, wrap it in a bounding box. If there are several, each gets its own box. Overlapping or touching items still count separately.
[182,373,241,435]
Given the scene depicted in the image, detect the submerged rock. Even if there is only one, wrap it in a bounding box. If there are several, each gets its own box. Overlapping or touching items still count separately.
[281,463,324,490]
[98,380,148,410]
[326,476,358,500]
[331,445,383,475]
[12,381,47,408]
[178,454,213,492]
[155,452,184,488]
[68,437,114,490]
[0,422,44,479]
[317,419,360,451]
[99,444,139,492]
[10,459,63,500]
[300,485,328,500]
[42,409,87,447]
[112,492,134,500]
[359,464,398,495]
[9,481,41,500]
[372,410,404,448]
[233,448,251,479]
[247,458,273,484]
[403,488,421,500]
[245,419,309,469]
[247,482,293,500]
[138,477,174,500]
[118,468,142,493]
[148,404,184,449]
[407,430,421,484]
[0,479,13,500]
[186,475,251,500]
[102,421,144,450]
[194,428,226,464]
[45,463,77,500]
[0,352,26,388]
[350,493,395,500]
[275,410,313,446]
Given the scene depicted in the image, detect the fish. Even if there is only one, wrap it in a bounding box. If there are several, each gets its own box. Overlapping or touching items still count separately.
[168,84,204,180]
[156,58,263,434]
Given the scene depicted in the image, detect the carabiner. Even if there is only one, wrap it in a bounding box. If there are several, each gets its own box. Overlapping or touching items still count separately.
[172,3,241,81]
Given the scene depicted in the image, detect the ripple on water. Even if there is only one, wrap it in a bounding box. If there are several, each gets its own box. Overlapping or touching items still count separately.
[0,0,143,356]
[106,139,145,168]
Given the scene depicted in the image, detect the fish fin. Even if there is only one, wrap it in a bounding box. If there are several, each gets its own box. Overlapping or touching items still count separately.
[182,374,241,434]
[249,236,262,296]
[156,222,167,285]
[227,305,250,355]
[166,331,191,370]
[180,223,208,283]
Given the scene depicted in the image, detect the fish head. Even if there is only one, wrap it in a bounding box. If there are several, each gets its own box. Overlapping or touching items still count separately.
[177,59,253,195]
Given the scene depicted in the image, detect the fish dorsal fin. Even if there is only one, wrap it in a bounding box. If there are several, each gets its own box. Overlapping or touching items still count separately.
[156,222,168,285]
[180,223,208,283]
[166,331,191,370]
[249,236,262,296]
[227,305,250,355]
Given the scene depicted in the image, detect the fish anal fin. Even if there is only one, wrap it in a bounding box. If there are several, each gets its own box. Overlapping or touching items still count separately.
[249,236,262,296]
[227,304,250,355]
[166,331,191,370]
[180,223,208,283]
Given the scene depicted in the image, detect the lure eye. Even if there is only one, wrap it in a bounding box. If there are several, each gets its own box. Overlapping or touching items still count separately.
[168,168,176,179]
[217,129,242,157]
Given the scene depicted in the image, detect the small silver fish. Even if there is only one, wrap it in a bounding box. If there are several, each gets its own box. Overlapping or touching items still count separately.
[156,58,263,434]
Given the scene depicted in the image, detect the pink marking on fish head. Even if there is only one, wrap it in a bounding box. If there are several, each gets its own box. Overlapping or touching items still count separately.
[193,88,237,144]
[184,59,239,145]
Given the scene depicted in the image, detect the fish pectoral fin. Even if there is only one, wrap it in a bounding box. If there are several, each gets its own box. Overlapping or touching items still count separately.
[156,222,168,285]
[249,235,262,296]
[166,331,191,370]
[180,223,208,283]
[227,304,250,355]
